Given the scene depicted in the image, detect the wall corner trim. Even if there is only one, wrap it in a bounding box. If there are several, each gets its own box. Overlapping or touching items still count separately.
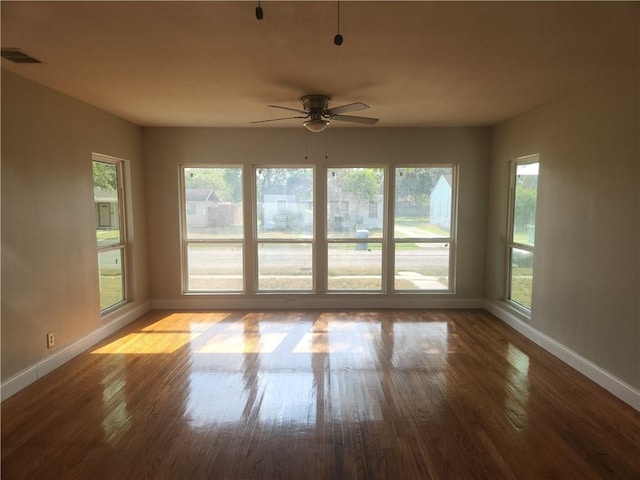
[484,300,640,412]
[1,301,152,402]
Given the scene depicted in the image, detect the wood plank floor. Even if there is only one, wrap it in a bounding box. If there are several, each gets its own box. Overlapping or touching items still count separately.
[2,309,639,479]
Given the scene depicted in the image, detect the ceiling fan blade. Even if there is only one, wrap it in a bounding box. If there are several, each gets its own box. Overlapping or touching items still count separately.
[250,116,308,124]
[267,105,308,115]
[331,114,379,125]
[327,102,370,115]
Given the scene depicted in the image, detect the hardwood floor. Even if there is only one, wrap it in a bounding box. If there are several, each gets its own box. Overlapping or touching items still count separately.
[2,309,639,479]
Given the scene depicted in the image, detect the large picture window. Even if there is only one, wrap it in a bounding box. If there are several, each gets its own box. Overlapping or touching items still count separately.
[93,155,127,312]
[394,166,455,291]
[507,156,539,311]
[182,167,244,292]
[179,162,457,296]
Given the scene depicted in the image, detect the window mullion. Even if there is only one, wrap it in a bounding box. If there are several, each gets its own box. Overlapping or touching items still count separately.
[384,164,392,294]
[316,164,327,293]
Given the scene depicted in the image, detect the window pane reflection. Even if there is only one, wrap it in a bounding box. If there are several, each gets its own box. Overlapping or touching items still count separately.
[513,162,539,247]
[94,161,121,247]
[395,166,453,237]
[184,167,243,239]
[327,167,384,239]
[256,168,313,239]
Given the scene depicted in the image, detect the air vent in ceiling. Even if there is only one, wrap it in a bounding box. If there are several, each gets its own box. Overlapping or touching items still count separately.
[1,49,42,64]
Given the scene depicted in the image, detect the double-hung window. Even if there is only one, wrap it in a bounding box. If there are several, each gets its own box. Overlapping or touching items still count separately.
[394,166,456,291]
[327,167,385,291]
[507,156,539,311]
[255,167,314,291]
[93,155,127,313]
[182,166,244,292]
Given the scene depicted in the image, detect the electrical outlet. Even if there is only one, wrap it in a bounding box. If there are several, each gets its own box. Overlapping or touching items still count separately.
[47,332,55,349]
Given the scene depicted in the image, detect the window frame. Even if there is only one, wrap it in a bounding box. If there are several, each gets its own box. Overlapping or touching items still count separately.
[325,165,387,293]
[253,165,316,293]
[93,153,128,314]
[177,161,459,297]
[506,155,539,312]
[180,164,245,293]
[391,164,457,293]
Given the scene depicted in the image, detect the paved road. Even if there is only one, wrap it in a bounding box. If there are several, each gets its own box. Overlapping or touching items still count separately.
[187,245,449,273]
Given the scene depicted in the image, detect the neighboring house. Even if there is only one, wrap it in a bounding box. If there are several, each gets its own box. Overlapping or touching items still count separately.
[429,174,452,229]
[186,188,241,230]
[185,188,218,227]
[327,194,384,232]
[261,191,383,232]
[94,187,119,229]
[262,192,313,231]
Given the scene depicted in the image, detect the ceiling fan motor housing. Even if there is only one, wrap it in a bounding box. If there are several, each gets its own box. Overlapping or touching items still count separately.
[302,95,331,117]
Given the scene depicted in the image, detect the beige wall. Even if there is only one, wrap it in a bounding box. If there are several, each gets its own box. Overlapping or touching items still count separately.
[486,69,639,387]
[1,71,150,381]
[143,127,491,308]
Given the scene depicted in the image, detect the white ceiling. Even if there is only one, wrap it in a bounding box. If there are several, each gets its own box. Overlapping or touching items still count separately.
[1,1,637,128]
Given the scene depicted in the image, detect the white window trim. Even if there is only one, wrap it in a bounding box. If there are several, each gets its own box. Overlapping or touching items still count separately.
[179,164,246,294]
[326,165,387,293]
[506,154,539,313]
[391,164,457,294]
[254,165,316,293]
[93,153,128,315]
[178,162,459,297]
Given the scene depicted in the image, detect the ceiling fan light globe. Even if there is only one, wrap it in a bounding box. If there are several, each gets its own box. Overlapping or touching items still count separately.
[303,119,329,132]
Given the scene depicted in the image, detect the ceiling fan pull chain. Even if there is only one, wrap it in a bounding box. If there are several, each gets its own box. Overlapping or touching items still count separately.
[305,130,309,160]
[325,129,329,159]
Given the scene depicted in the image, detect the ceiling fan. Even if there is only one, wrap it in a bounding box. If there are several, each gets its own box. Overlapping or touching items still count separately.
[251,95,379,132]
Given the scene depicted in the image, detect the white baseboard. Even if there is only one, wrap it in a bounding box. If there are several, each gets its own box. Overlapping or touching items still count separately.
[1,301,151,401]
[484,300,640,412]
[152,295,485,311]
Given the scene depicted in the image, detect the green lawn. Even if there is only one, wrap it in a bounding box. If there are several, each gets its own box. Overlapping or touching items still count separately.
[510,267,533,310]
[96,229,121,248]
[99,274,124,311]
[394,217,450,237]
